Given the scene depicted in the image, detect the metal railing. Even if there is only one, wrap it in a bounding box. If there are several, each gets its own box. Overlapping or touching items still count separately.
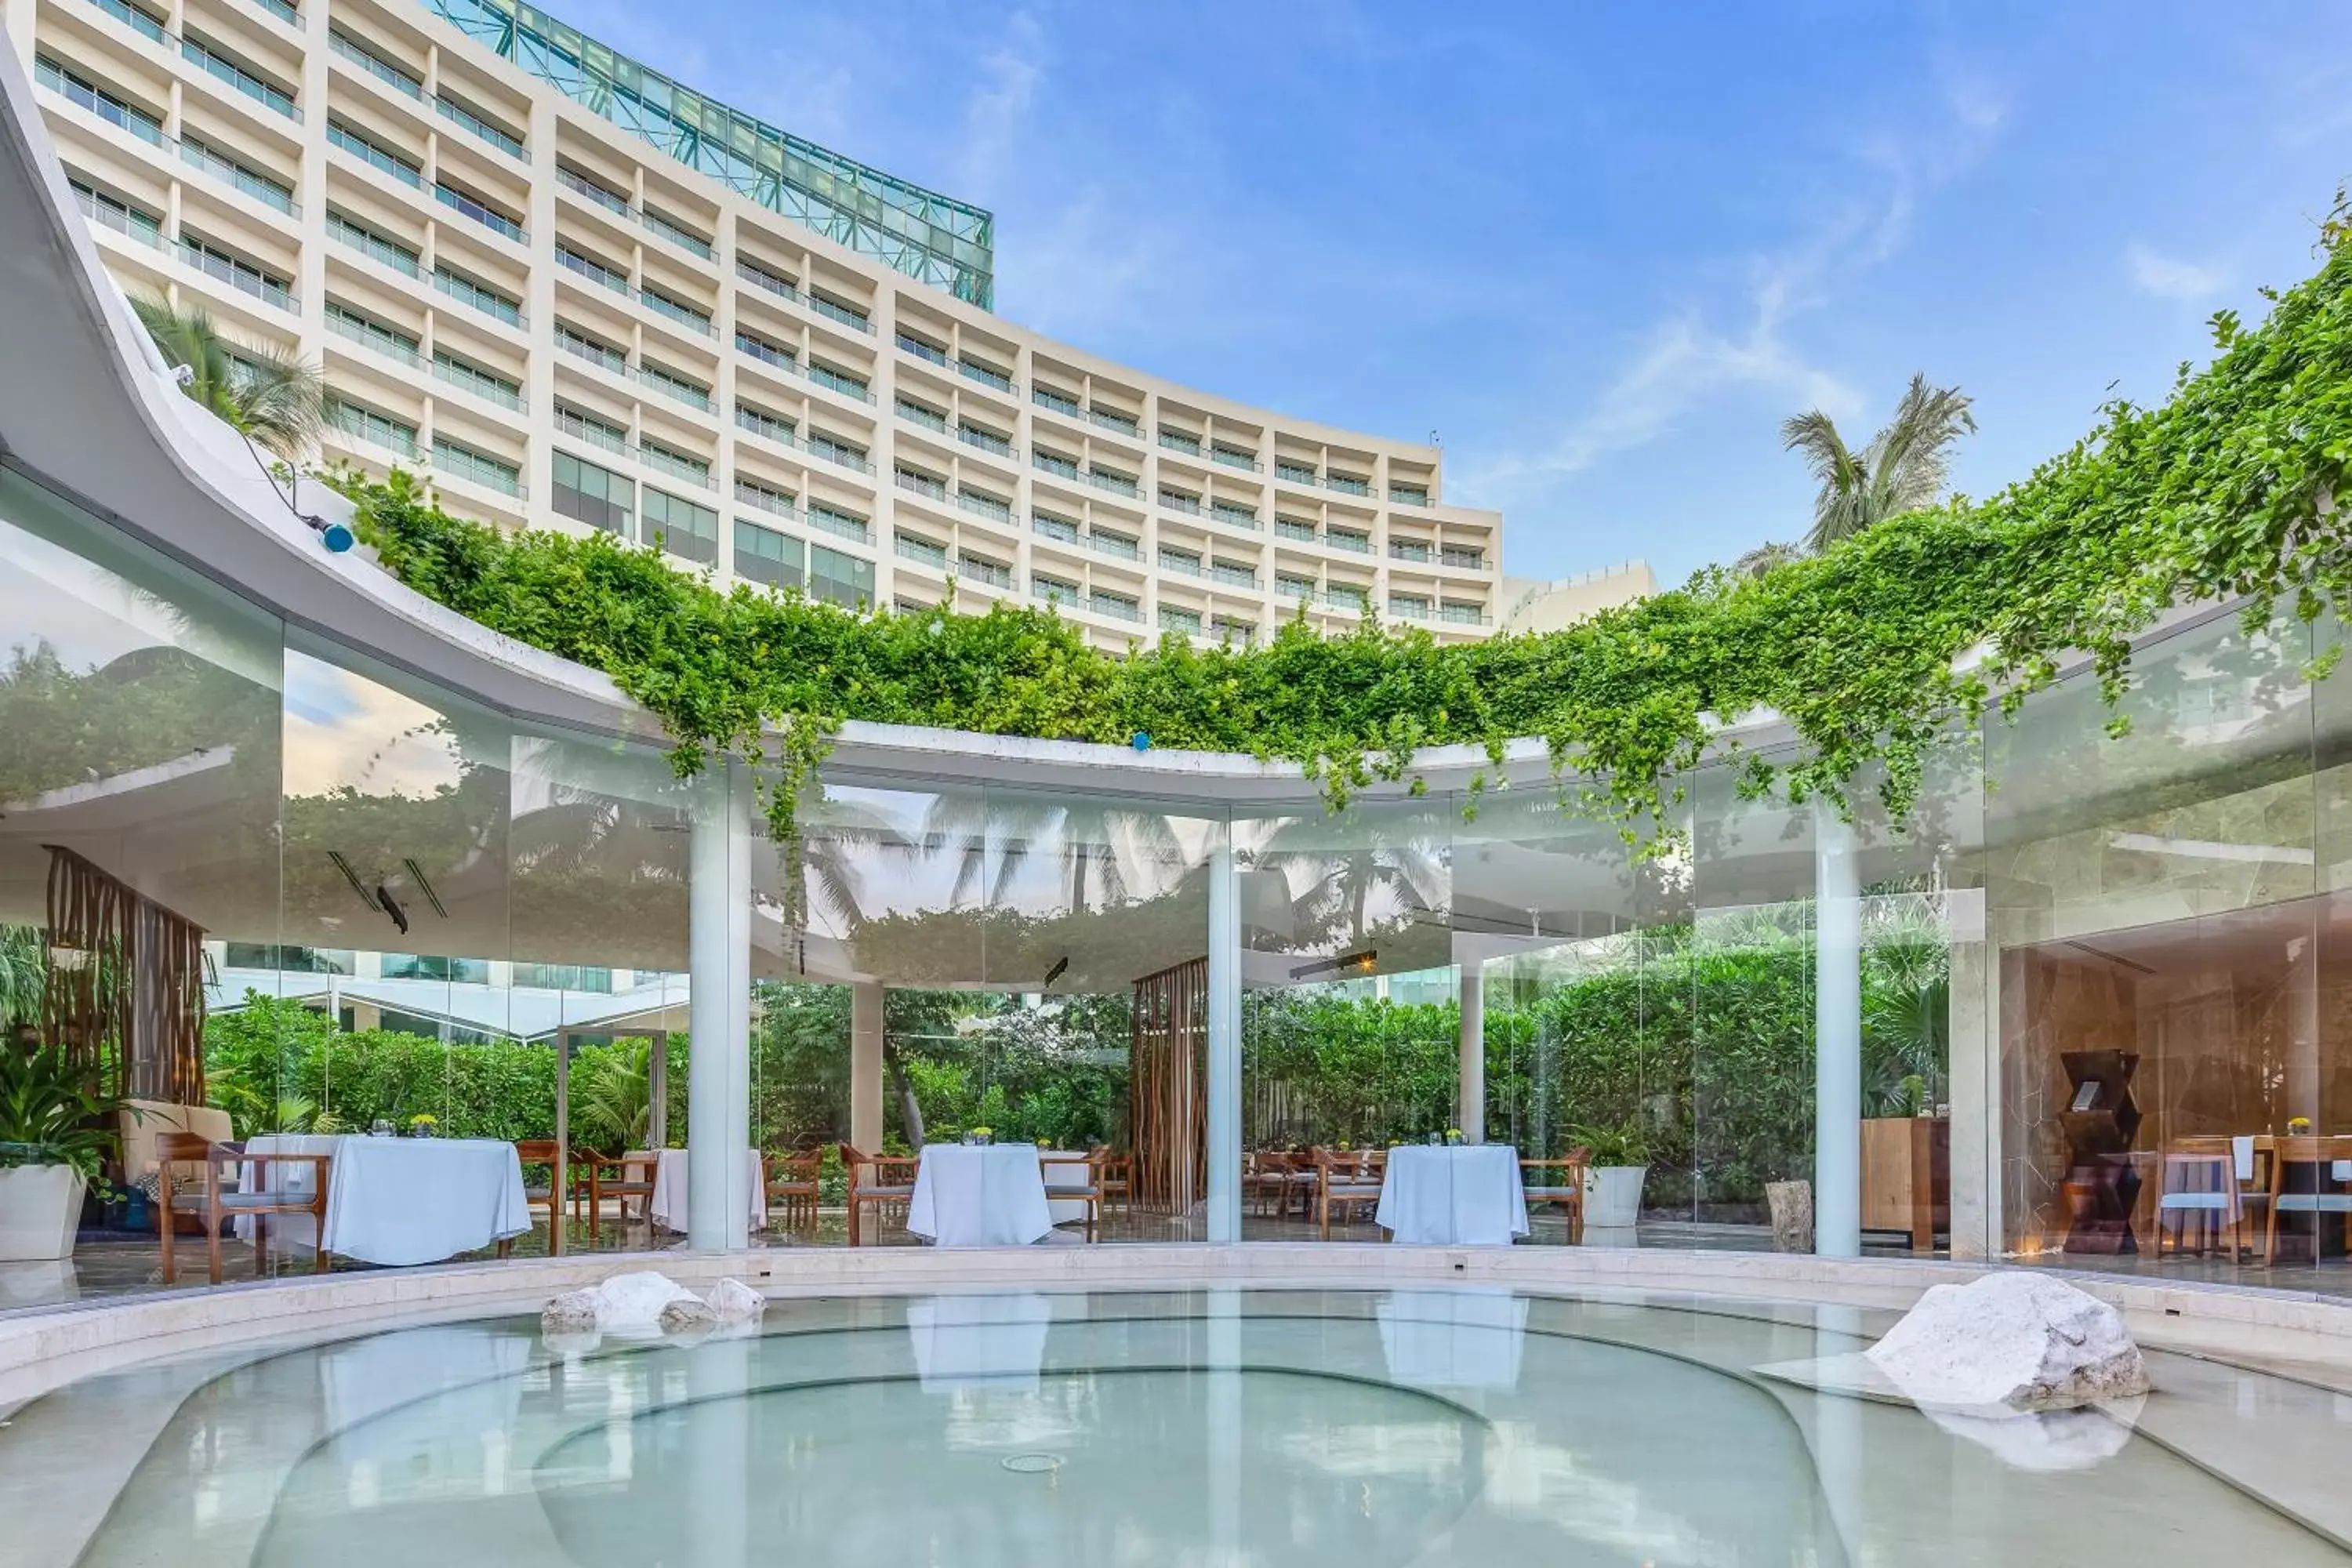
[737,259,801,303]
[808,362,874,403]
[637,364,713,411]
[957,426,1014,459]
[643,210,712,259]
[956,490,1014,524]
[555,245,629,293]
[640,288,714,336]
[433,354,522,410]
[437,95,524,158]
[72,184,162,249]
[1210,448,1261,473]
[324,308,419,365]
[181,33,298,119]
[958,358,1014,394]
[897,332,949,365]
[557,165,632,216]
[808,294,873,333]
[895,534,949,569]
[1158,490,1202,516]
[432,441,524,497]
[326,122,416,189]
[180,241,295,310]
[641,444,713,489]
[183,137,298,213]
[328,29,419,99]
[435,183,525,242]
[434,265,521,325]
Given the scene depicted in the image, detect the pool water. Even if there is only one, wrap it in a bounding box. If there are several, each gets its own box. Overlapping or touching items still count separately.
[13,1288,2347,1566]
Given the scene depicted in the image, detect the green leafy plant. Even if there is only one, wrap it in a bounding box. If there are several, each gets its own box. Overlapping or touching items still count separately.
[133,295,325,459]
[317,201,2352,855]
[0,1046,125,1181]
[1572,1120,1651,1170]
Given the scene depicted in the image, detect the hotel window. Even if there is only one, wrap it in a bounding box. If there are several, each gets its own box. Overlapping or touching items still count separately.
[733,520,804,590]
[809,543,874,608]
[325,395,416,457]
[644,487,720,564]
[1388,593,1432,620]
[552,450,633,537]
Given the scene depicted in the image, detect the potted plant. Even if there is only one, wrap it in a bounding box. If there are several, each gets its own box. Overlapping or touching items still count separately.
[0,1046,124,1261]
[1573,1121,1650,1229]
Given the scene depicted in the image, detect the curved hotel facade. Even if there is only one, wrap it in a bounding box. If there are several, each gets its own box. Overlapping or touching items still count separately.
[2,0,1504,648]
[4,4,2352,1309]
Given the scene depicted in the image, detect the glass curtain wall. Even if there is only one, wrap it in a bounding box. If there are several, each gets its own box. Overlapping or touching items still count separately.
[767,773,1213,1244]
[1988,606,2336,1281]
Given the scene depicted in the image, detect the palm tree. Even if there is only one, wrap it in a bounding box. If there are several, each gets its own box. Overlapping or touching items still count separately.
[132,295,325,459]
[1781,374,1976,553]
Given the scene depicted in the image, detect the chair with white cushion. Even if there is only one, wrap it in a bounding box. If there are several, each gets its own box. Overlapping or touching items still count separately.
[2154,1134,2267,1260]
[156,1132,332,1286]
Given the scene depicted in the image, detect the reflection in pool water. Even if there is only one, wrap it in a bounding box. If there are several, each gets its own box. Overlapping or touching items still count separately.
[35,1289,2350,1566]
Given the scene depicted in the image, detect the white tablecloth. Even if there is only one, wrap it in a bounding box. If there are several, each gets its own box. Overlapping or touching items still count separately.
[241,1135,530,1266]
[1378,1289,1530,1389]
[907,1144,1054,1247]
[1376,1145,1530,1246]
[906,1293,1054,1390]
[648,1148,768,1232]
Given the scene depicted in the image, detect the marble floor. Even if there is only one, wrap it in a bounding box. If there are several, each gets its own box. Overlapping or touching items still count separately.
[0,1206,1953,1316]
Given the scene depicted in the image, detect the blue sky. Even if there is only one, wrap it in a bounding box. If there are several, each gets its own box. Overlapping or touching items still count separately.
[551,0,2352,586]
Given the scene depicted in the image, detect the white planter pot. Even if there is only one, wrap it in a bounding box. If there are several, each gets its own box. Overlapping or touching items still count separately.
[0,1163,86,1261]
[1582,1165,1649,1229]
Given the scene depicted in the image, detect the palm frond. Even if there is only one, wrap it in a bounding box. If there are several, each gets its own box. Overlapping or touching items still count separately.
[132,294,325,459]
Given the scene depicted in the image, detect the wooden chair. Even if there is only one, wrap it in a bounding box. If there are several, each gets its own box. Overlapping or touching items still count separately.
[1245,1151,1287,1218]
[838,1143,920,1246]
[764,1149,822,1232]
[511,1140,570,1257]
[2264,1136,2352,1265]
[1312,1147,1386,1240]
[1040,1150,1105,1242]
[157,1132,332,1286]
[1521,1148,1591,1244]
[1091,1146,1131,1216]
[585,1150,658,1240]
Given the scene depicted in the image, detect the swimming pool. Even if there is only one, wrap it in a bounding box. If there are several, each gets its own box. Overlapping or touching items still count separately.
[6,1287,2346,1566]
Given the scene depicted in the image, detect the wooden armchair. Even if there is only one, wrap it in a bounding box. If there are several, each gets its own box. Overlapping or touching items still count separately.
[838,1143,920,1246]
[157,1132,332,1286]
[1520,1149,1590,1244]
[585,1151,658,1240]
[1040,1150,1105,1242]
[1312,1148,1386,1240]
[764,1149,822,1232]
[1084,1145,1131,1218]
[2154,1135,2267,1259]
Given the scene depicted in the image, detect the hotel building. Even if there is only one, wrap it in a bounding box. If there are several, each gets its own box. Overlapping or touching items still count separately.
[1,0,1506,647]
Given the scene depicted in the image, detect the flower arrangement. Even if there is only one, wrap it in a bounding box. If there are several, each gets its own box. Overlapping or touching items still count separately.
[408,1113,439,1138]
[962,1125,994,1146]
[1445,1127,1465,1146]
[2289,1116,2313,1135]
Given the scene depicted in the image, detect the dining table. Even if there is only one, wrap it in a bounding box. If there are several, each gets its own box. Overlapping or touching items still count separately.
[1376,1143,1531,1246]
[648,1147,768,1233]
[239,1134,530,1266]
[906,1142,1055,1247]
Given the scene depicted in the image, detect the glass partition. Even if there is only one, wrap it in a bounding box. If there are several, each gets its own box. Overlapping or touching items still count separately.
[1989,608,2325,1279]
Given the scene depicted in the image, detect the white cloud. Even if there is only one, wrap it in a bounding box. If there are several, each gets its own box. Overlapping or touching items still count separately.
[2127,243,2230,302]
[957,11,1044,194]
[1482,259,1861,484]
[1458,63,2007,506]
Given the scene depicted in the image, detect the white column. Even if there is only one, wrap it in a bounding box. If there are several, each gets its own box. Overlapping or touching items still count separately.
[1945,888,1992,1258]
[1814,800,1862,1258]
[1457,963,1484,1142]
[688,758,752,1250]
[1204,831,1243,1242]
[850,981,885,1151]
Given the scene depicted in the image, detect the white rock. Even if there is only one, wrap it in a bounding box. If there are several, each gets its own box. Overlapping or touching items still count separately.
[542,1271,701,1337]
[1865,1271,2149,1412]
[706,1277,766,1325]
[659,1296,718,1334]
[540,1288,601,1334]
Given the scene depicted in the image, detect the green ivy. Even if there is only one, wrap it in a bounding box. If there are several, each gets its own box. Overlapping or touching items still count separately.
[336,217,2352,843]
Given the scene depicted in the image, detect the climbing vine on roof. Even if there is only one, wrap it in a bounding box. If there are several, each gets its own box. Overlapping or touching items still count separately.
[341,205,2352,846]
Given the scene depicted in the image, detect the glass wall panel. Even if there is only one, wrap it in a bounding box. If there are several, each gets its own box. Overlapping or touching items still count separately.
[1991,609,2323,1277]
[1688,757,1815,1244]
[1236,797,1453,1239]
[510,725,692,1253]
[0,468,288,1287]
[1457,788,1638,1244]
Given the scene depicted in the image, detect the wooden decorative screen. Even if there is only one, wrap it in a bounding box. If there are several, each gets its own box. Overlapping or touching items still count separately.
[1130,956,1207,1216]
[42,844,209,1103]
